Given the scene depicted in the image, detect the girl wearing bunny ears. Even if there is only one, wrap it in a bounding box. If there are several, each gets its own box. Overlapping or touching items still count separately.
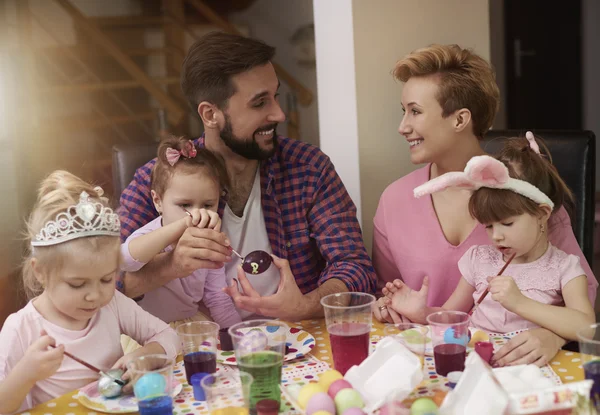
[383,133,595,351]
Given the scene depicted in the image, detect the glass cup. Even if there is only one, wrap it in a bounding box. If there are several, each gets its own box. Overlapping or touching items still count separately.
[578,323,600,406]
[176,321,219,384]
[321,292,376,375]
[426,311,470,376]
[127,354,175,415]
[384,323,428,372]
[201,372,253,415]
[229,320,288,414]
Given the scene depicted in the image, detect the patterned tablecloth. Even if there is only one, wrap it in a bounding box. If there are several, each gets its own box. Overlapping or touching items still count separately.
[20,318,586,415]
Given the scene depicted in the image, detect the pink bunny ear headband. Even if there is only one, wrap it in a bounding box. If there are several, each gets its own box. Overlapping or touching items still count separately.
[413,132,554,209]
[165,140,198,166]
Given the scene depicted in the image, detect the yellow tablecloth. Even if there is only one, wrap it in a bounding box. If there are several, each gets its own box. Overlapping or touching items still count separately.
[20,319,585,415]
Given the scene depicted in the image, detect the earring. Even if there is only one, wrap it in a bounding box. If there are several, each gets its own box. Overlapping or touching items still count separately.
[540,223,545,233]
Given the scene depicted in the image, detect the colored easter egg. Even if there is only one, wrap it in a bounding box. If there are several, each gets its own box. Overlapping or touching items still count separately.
[242,250,272,274]
[443,327,468,346]
[133,372,166,400]
[334,388,364,414]
[239,330,268,353]
[311,411,333,415]
[327,379,353,399]
[298,383,326,409]
[342,408,366,415]
[306,392,336,415]
[467,330,490,348]
[318,370,343,391]
[410,398,438,415]
[98,368,125,398]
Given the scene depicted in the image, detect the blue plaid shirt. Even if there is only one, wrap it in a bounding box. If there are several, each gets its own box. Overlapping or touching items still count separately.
[118,136,376,295]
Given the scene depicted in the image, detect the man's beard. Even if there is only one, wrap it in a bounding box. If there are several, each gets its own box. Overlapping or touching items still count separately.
[220,113,278,160]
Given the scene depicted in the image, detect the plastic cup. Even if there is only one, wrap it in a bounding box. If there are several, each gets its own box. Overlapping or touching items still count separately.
[229,320,287,414]
[426,311,470,376]
[578,323,600,405]
[321,292,376,375]
[176,321,219,384]
[201,371,253,415]
[127,354,175,415]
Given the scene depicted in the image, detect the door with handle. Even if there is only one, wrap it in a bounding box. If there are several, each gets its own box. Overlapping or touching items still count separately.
[504,0,582,129]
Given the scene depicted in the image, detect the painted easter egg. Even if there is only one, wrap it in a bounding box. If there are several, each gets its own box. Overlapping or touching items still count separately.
[298,383,326,409]
[98,368,125,398]
[133,372,166,400]
[306,392,336,415]
[334,388,364,414]
[242,250,272,274]
[318,370,343,391]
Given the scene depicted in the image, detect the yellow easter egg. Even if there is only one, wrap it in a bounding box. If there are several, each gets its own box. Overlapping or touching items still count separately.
[312,411,333,415]
[318,370,343,391]
[298,383,326,409]
[468,330,490,348]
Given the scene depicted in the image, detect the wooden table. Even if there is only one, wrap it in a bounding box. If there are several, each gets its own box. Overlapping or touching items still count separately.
[20,319,586,414]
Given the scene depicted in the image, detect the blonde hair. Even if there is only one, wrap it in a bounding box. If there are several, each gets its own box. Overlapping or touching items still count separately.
[22,171,120,299]
[393,44,500,138]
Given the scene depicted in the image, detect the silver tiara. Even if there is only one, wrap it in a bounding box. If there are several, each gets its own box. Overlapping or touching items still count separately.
[31,191,120,247]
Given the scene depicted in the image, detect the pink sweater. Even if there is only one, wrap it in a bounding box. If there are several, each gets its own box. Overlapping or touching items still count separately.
[373,165,598,307]
[121,217,241,328]
[0,291,179,412]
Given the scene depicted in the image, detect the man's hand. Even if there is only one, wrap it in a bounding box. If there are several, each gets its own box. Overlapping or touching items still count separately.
[492,327,564,367]
[224,255,308,321]
[169,227,232,278]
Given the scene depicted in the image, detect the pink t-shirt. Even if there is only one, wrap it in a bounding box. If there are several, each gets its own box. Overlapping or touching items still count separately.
[459,244,586,333]
[0,291,179,413]
[121,217,241,328]
[372,164,598,306]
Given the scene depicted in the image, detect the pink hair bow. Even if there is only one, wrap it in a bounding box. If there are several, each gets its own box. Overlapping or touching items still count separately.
[413,155,554,208]
[165,140,198,166]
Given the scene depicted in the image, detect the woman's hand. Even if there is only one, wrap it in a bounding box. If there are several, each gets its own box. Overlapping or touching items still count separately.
[491,327,565,367]
[372,296,410,323]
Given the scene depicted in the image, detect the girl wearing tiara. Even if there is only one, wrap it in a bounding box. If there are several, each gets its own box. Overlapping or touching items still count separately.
[0,171,179,413]
[120,136,241,329]
[383,133,595,351]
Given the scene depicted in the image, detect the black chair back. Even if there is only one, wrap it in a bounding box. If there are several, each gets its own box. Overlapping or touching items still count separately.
[112,142,158,203]
[483,130,596,264]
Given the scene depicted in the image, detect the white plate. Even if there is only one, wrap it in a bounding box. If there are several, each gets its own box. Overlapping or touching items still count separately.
[218,326,315,365]
[76,379,183,414]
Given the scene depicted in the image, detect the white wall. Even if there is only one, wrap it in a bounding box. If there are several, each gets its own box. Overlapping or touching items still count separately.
[353,0,491,253]
[313,0,362,221]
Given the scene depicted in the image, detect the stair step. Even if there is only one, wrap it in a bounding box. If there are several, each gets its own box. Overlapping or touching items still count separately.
[40,77,179,94]
[47,111,156,132]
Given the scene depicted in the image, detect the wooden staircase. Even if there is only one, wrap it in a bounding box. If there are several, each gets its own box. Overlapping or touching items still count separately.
[14,0,312,199]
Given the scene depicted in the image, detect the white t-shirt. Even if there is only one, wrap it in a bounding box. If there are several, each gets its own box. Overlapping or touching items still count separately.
[221,170,281,319]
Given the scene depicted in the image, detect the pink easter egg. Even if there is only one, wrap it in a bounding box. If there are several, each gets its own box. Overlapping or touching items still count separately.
[306,392,336,415]
[327,379,353,399]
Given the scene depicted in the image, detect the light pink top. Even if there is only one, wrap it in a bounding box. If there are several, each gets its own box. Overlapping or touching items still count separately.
[121,217,242,328]
[460,244,586,332]
[0,291,179,413]
[373,164,598,306]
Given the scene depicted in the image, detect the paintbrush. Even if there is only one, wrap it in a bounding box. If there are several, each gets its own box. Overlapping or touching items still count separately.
[468,252,516,316]
[50,345,125,386]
